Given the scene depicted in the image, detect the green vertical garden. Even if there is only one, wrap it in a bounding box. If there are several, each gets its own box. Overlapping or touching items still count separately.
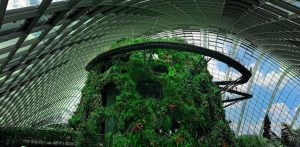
[69,37,236,146]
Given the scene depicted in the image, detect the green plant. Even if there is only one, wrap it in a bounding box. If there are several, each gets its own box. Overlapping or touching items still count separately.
[290,128,300,146]
[236,135,282,147]
[69,37,235,146]
[0,126,79,146]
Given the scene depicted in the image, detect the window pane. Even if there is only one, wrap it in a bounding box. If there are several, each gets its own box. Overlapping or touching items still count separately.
[0,38,19,49]
[0,20,25,32]
[49,25,62,34]
[283,0,300,8]
[52,0,66,3]
[0,52,10,60]
[16,45,31,54]
[6,0,42,11]
[25,31,42,41]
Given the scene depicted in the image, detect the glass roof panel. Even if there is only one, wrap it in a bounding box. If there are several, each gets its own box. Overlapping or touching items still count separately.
[69,29,77,35]
[0,0,299,138]
[283,0,300,8]
[0,38,19,50]
[0,20,25,32]
[49,25,62,34]
[0,75,6,82]
[6,0,42,11]
[38,14,53,24]
[4,78,13,85]
[83,18,93,25]
[67,20,80,29]
[52,0,66,3]
[266,2,294,15]
[37,38,49,46]
[11,69,21,76]
[15,45,31,54]
[25,31,42,41]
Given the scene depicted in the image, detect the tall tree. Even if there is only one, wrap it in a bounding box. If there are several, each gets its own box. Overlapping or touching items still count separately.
[263,114,271,139]
[281,123,291,146]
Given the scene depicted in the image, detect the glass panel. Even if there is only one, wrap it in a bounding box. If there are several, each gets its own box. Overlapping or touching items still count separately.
[49,25,62,34]
[54,34,63,41]
[283,0,300,8]
[121,0,133,4]
[12,69,21,76]
[9,56,22,64]
[69,29,77,35]
[19,72,26,79]
[136,0,151,5]
[6,0,42,11]
[67,20,79,29]
[27,51,36,58]
[0,20,25,32]
[52,0,66,3]
[0,52,10,60]
[16,45,31,54]
[26,64,34,70]
[266,2,294,14]
[84,18,93,25]
[38,14,53,24]
[4,78,13,85]
[37,38,49,46]
[0,75,6,82]
[25,31,42,41]
[0,38,19,49]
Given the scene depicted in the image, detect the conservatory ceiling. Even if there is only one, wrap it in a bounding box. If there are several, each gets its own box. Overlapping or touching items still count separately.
[0,0,300,135]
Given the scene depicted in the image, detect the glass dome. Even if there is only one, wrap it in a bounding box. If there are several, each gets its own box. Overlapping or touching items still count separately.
[0,0,300,146]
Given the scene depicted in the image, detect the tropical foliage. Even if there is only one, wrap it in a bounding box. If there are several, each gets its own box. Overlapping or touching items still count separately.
[280,123,300,147]
[69,37,236,146]
[236,135,282,147]
[0,126,78,146]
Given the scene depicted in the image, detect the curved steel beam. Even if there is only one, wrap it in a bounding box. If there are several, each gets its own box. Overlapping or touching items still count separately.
[222,89,253,103]
[86,42,252,85]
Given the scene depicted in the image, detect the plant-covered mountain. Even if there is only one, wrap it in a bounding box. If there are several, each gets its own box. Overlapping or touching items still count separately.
[69,37,236,146]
